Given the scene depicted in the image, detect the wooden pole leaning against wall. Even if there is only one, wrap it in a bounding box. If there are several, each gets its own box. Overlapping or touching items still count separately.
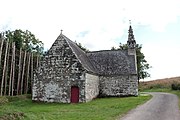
[17,48,22,95]
[1,39,9,96]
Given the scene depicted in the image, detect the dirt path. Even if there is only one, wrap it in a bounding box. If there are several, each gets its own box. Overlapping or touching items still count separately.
[119,92,180,120]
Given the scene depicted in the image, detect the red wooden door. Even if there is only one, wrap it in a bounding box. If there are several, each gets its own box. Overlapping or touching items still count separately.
[71,86,79,103]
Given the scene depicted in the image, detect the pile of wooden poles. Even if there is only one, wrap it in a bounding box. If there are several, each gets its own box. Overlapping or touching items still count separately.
[0,35,39,96]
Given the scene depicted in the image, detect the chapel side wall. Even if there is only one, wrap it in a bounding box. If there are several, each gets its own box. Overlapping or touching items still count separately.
[99,75,138,97]
[85,73,99,102]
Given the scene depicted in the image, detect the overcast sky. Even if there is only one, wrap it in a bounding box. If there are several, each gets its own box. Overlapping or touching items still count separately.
[0,0,180,81]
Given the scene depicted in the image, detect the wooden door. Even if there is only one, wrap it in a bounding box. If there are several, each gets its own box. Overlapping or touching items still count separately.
[71,86,79,103]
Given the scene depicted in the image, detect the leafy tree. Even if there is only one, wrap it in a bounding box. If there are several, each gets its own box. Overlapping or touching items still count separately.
[112,43,151,82]
[3,29,44,55]
[75,41,89,52]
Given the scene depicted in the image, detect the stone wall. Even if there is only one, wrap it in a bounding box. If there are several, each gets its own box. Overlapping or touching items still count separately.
[32,78,86,103]
[32,35,86,103]
[99,75,138,97]
[85,73,99,102]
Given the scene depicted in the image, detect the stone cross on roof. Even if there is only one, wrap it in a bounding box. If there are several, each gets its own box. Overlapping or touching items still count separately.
[60,29,63,34]
[129,20,131,25]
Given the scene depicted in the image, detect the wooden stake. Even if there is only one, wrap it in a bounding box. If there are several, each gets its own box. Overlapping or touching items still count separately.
[1,39,9,96]
[0,36,4,68]
[0,37,4,95]
[20,51,26,95]
[11,42,15,96]
[4,41,10,95]
[31,53,33,94]
[25,53,31,94]
[17,48,22,95]
[9,43,13,96]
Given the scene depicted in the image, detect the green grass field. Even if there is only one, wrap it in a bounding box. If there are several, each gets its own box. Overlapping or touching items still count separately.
[0,95,151,120]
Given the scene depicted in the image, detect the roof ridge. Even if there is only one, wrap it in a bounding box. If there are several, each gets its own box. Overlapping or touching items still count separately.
[87,49,127,53]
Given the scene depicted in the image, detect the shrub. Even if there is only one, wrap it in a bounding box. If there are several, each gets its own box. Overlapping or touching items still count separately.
[0,112,24,120]
[0,96,8,105]
[171,83,180,90]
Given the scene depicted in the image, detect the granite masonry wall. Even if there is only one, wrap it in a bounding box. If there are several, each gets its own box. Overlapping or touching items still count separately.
[85,73,99,102]
[99,75,138,97]
[32,36,86,103]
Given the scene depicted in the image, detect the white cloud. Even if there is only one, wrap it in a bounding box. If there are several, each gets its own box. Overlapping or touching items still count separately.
[1,0,180,49]
[0,0,180,80]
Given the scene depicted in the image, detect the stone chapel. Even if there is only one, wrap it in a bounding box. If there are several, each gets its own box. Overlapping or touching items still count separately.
[32,25,138,103]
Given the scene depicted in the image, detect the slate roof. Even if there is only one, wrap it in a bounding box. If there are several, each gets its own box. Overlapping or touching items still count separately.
[87,50,137,75]
[49,33,137,76]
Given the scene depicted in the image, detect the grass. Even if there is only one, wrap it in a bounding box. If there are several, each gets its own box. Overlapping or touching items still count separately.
[0,95,151,120]
[139,76,180,108]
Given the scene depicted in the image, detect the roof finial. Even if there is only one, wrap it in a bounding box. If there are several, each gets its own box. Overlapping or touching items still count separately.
[129,20,131,25]
[60,29,63,34]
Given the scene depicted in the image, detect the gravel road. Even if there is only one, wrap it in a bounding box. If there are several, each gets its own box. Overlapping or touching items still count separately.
[119,92,180,120]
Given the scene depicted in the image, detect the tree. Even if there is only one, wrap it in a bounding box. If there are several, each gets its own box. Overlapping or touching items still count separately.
[3,29,44,55]
[75,41,89,52]
[112,43,151,82]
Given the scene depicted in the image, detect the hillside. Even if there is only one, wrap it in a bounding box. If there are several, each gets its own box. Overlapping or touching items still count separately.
[139,76,180,91]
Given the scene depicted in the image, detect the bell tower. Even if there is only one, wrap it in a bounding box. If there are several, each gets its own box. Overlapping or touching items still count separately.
[127,20,137,72]
[127,20,136,56]
[127,20,136,49]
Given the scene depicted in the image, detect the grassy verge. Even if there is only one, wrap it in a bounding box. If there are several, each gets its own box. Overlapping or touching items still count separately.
[0,95,151,120]
[139,77,180,108]
[140,88,180,108]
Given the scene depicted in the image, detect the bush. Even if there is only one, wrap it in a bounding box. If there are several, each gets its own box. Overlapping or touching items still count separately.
[0,112,24,120]
[171,83,180,90]
[0,96,8,105]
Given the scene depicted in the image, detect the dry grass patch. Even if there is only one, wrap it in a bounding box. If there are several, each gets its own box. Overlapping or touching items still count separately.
[139,76,180,91]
